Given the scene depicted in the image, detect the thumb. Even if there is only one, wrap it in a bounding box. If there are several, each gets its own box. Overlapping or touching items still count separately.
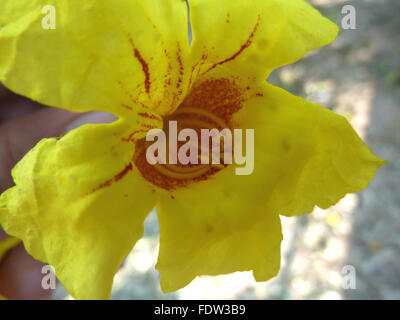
[0,108,116,193]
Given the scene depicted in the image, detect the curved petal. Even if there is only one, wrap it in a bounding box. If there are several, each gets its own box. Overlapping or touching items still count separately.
[233,83,385,216]
[155,149,284,292]
[156,187,282,293]
[0,120,157,299]
[188,0,338,80]
[155,79,383,292]
[0,0,189,118]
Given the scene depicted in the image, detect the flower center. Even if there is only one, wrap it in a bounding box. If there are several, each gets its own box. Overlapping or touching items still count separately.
[134,106,231,190]
[133,77,245,191]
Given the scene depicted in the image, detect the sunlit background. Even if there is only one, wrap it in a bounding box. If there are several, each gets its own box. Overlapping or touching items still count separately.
[52,0,400,300]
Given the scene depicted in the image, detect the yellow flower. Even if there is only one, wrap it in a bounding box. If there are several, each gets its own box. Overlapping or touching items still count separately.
[0,0,384,300]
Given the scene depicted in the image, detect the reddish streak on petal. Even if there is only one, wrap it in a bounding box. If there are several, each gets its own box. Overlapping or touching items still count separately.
[188,61,200,89]
[90,162,133,194]
[163,48,173,92]
[122,129,149,143]
[176,43,184,91]
[138,112,161,121]
[121,103,133,111]
[117,80,148,109]
[168,43,185,112]
[140,123,157,129]
[114,162,134,181]
[190,53,207,89]
[206,14,261,73]
[128,35,151,94]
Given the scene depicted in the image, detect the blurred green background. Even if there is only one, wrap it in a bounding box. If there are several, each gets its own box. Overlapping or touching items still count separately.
[53,0,400,300]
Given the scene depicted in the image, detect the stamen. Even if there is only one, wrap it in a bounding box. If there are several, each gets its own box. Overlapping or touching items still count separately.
[165,164,208,174]
[153,163,211,180]
[174,107,229,129]
[150,107,230,180]
[134,104,235,189]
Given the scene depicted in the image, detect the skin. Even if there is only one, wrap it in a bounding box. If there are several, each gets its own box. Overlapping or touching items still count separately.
[0,84,116,299]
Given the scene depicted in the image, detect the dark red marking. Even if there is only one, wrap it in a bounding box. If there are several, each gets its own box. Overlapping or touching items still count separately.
[256,93,264,97]
[121,103,133,111]
[206,14,261,73]
[163,48,173,90]
[122,129,149,143]
[115,162,133,181]
[167,43,186,112]
[187,54,207,96]
[188,61,200,89]
[140,123,157,129]
[176,43,184,91]
[117,80,148,109]
[138,112,161,121]
[188,53,207,90]
[128,36,151,94]
[195,53,208,80]
[91,162,133,193]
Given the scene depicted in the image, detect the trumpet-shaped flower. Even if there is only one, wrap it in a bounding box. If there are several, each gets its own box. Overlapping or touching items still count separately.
[0,0,384,299]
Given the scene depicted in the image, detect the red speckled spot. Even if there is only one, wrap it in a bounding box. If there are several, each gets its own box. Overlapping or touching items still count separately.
[133,77,246,191]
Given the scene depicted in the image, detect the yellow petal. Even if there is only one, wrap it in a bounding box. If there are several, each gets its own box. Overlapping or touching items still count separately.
[0,236,20,262]
[0,0,189,117]
[155,77,383,292]
[0,120,157,299]
[188,0,338,79]
[234,82,385,216]
[156,173,283,292]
